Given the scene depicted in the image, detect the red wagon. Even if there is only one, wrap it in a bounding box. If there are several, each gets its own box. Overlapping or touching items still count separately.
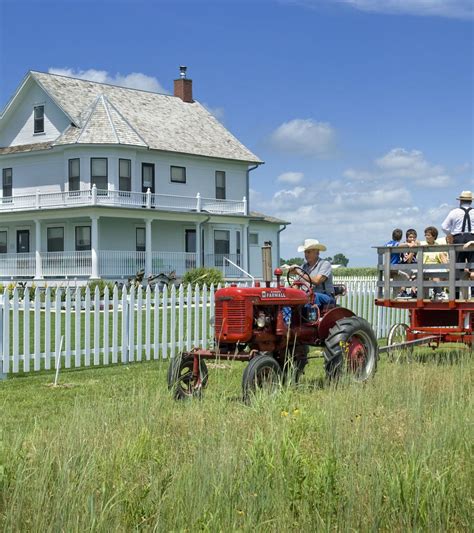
[375,243,473,358]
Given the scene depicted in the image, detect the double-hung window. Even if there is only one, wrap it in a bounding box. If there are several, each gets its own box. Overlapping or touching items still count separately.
[119,159,132,193]
[91,158,108,192]
[136,228,146,252]
[2,168,12,200]
[47,227,64,252]
[170,166,186,183]
[214,230,230,266]
[34,105,44,134]
[215,171,226,199]
[75,226,91,251]
[68,158,80,192]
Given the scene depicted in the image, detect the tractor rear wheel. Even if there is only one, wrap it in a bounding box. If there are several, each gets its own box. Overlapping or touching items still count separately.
[324,317,378,382]
[167,353,208,400]
[242,353,282,401]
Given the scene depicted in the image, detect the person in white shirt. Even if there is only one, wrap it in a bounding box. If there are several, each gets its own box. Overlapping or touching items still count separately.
[441,190,473,295]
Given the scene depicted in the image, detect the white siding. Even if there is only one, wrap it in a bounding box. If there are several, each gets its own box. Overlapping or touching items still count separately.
[0,80,70,147]
[0,145,249,202]
[0,150,64,195]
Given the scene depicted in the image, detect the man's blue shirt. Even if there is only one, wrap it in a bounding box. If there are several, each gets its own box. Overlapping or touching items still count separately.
[385,240,401,265]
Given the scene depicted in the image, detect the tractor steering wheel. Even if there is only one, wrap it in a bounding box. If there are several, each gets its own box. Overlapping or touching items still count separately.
[287,266,313,293]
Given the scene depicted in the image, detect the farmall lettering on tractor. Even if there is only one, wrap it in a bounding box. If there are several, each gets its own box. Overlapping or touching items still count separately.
[167,243,379,400]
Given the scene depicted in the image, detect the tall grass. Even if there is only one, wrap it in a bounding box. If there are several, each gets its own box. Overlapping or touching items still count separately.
[0,349,472,531]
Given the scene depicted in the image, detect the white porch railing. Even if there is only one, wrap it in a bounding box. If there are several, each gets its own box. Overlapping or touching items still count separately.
[99,251,146,278]
[0,253,35,278]
[151,252,196,276]
[42,251,92,277]
[0,187,247,215]
[205,254,242,277]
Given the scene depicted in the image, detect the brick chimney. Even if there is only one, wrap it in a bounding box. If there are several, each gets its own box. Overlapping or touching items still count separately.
[174,66,193,103]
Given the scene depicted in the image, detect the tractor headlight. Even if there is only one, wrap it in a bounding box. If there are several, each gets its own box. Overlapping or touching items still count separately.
[256,313,266,328]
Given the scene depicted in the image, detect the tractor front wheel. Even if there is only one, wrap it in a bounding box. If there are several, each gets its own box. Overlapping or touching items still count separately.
[167,353,209,400]
[242,353,282,401]
[324,317,378,382]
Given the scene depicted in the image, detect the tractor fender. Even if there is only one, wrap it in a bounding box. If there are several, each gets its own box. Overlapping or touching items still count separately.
[318,307,355,340]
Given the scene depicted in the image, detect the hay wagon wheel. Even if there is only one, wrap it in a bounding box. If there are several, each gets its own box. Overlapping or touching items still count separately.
[387,323,413,363]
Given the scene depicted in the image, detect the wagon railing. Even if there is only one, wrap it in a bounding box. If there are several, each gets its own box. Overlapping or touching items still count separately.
[375,243,473,302]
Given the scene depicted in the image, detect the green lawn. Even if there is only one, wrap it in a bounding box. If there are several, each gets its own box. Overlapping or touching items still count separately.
[0,347,471,531]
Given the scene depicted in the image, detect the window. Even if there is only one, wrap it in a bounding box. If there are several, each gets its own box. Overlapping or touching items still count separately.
[0,231,7,253]
[68,159,80,192]
[119,159,131,192]
[34,105,44,133]
[236,230,241,266]
[75,226,91,251]
[171,165,186,183]
[249,232,259,245]
[185,229,196,253]
[136,228,146,252]
[17,230,30,253]
[214,230,230,266]
[2,168,12,198]
[215,171,226,199]
[142,163,155,193]
[90,158,108,191]
[47,227,64,252]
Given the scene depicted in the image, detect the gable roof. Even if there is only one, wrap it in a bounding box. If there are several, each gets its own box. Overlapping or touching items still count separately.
[23,71,262,163]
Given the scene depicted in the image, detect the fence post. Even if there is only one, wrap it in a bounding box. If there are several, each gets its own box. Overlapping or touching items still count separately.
[0,292,5,381]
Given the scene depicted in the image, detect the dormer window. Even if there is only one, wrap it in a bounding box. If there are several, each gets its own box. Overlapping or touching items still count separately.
[34,105,44,133]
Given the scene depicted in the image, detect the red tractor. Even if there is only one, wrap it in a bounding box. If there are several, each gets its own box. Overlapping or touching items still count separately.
[167,244,379,400]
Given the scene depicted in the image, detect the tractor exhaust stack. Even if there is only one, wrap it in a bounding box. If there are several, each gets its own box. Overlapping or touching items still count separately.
[262,241,273,287]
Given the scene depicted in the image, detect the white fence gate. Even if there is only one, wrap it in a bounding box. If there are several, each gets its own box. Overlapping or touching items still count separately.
[0,278,408,376]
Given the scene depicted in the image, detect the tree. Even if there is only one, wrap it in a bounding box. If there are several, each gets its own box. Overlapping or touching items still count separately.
[332,253,349,267]
[280,257,304,266]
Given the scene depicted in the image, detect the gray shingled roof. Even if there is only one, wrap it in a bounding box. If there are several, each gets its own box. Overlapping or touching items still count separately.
[28,71,262,163]
[250,211,290,225]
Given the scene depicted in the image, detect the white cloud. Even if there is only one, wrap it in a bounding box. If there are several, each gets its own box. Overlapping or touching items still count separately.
[268,118,336,157]
[343,168,377,182]
[288,0,474,19]
[277,171,304,184]
[203,103,225,122]
[48,67,168,93]
[340,148,454,189]
[338,0,473,19]
[375,148,453,187]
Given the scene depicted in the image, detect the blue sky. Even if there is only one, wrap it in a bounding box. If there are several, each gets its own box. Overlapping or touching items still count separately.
[0,0,473,265]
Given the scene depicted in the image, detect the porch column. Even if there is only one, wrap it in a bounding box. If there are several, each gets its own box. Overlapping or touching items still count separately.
[34,220,43,279]
[90,215,99,279]
[145,219,152,276]
[242,223,249,274]
[195,221,201,268]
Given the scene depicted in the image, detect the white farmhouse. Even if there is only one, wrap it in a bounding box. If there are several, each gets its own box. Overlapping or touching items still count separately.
[0,67,287,281]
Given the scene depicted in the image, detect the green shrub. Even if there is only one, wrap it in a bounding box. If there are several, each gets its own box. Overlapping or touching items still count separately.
[182,267,224,288]
[85,280,116,298]
[334,267,377,277]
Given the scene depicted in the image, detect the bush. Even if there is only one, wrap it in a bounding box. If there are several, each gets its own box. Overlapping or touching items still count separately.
[182,267,224,288]
[334,267,377,277]
[85,280,116,298]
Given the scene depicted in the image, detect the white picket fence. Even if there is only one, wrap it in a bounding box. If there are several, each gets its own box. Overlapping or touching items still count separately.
[0,278,408,376]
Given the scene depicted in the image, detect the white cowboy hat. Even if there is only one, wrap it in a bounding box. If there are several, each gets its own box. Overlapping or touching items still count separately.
[457,190,473,201]
[297,238,327,252]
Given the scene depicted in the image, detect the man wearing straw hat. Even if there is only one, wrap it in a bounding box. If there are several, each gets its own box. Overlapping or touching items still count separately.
[441,190,474,294]
[289,238,336,308]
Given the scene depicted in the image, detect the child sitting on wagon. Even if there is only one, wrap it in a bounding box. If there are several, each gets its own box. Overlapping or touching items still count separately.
[421,226,448,299]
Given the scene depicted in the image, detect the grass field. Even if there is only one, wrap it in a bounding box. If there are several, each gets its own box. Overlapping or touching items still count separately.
[0,347,472,531]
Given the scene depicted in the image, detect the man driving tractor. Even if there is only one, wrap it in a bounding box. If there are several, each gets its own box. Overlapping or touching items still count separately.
[288,238,336,308]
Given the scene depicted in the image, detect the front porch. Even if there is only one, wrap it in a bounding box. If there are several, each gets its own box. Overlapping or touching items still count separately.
[0,251,244,279]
